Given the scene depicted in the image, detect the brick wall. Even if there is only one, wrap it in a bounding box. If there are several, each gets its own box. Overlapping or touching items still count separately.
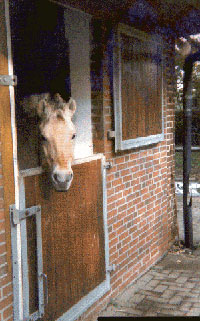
[78,26,178,321]
[0,128,13,321]
[0,17,177,321]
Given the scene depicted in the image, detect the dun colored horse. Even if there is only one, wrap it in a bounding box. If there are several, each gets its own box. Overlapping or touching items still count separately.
[22,93,76,191]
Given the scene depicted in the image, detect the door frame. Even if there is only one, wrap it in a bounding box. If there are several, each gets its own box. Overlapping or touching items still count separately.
[5,0,111,319]
[3,0,23,319]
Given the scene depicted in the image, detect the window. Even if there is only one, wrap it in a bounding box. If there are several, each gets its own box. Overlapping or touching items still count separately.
[10,1,93,171]
[113,24,164,151]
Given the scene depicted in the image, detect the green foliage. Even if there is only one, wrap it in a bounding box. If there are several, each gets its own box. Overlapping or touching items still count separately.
[175,36,200,111]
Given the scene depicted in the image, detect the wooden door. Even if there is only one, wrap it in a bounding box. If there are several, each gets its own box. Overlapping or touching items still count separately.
[8,0,108,319]
[23,158,106,320]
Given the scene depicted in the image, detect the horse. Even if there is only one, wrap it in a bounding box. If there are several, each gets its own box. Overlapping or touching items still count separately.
[22,93,76,191]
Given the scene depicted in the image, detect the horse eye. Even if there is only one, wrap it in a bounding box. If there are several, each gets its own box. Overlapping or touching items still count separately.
[72,133,76,140]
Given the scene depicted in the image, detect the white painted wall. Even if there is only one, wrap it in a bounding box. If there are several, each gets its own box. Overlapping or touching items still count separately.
[64,9,93,159]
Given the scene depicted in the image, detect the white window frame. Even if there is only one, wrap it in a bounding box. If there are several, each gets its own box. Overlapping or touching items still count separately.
[113,24,164,152]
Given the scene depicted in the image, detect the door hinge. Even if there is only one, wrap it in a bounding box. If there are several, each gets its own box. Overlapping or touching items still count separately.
[107,264,116,273]
[10,204,41,225]
[104,162,113,170]
[0,75,17,86]
[107,130,115,140]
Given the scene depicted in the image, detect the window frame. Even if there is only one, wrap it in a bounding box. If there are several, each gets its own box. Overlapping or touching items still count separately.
[113,23,164,152]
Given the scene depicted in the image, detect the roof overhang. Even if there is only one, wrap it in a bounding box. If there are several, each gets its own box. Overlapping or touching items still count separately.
[56,0,200,37]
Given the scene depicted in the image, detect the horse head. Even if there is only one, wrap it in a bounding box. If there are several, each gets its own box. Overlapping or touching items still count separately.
[22,93,76,191]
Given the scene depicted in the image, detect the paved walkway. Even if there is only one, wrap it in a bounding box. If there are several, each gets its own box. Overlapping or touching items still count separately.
[100,247,200,317]
[99,194,200,318]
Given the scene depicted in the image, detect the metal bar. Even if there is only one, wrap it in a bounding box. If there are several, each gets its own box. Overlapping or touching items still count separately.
[176,146,200,151]
[11,205,41,225]
[36,207,45,318]
[10,203,45,320]
[19,178,30,320]
[21,219,29,319]
[184,197,193,246]
[0,74,17,86]
[5,0,23,319]
[183,56,193,249]
[10,214,23,321]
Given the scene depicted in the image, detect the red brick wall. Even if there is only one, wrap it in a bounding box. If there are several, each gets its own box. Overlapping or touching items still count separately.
[78,27,178,321]
[0,128,13,321]
[0,18,177,321]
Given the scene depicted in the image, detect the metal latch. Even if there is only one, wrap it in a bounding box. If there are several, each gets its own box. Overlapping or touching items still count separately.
[107,131,115,140]
[0,75,17,86]
[107,264,116,273]
[104,162,112,170]
[10,204,41,225]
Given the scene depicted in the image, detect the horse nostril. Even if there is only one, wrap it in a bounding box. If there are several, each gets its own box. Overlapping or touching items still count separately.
[53,173,58,183]
[66,173,73,182]
[52,172,73,184]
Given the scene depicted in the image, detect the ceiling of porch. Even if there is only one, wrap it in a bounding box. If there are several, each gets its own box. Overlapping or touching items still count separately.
[57,0,200,37]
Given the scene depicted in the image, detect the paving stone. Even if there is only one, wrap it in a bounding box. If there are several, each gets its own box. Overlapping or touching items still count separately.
[184,282,196,289]
[149,296,168,304]
[176,276,188,283]
[139,290,161,298]
[115,286,138,305]
[189,278,200,282]
[169,295,183,305]
[150,271,166,278]
[147,280,160,288]
[162,280,182,286]
[100,305,117,316]
[161,289,177,299]
[154,285,168,293]
[192,303,200,308]
[161,269,172,274]
[136,299,156,312]
[187,307,200,316]
[169,285,190,292]
[185,292,200,298]
[140,274,154,282]
[129,294,145,304]
[114,307,143,316]
[153,304,178,315]
[187,297,200,303]
[180,302,193,311]
[133,280,148,290]
[144,312,158,316]
[178,291,192,297]
[168,272,180,279]
[151,266,163,271]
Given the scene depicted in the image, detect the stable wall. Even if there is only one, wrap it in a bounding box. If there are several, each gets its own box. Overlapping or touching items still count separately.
[0,8,178,321]
[77,26,178,321]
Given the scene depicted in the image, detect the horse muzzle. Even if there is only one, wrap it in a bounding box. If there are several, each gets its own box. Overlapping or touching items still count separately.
[51,171,73,191]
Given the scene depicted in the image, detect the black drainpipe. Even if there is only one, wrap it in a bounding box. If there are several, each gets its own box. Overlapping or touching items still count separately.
[183,50,200,249]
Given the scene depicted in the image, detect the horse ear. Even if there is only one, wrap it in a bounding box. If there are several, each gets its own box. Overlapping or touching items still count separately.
[54,93,64,104]
[21,93,51,118]
[37,94,51,118]
[68,98,76,115]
